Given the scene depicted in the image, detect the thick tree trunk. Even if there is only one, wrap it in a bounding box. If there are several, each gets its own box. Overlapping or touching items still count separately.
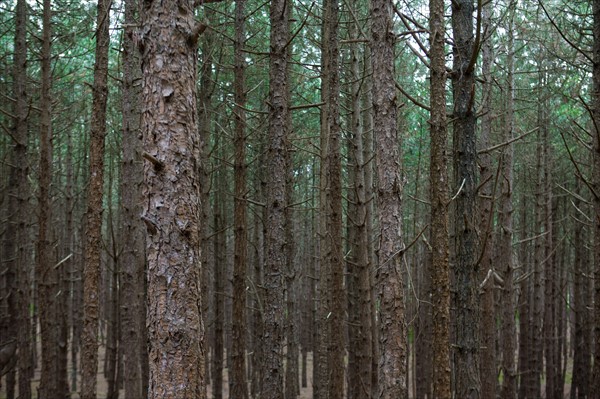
[140,0,206,396]
[121,0,146,396]
[451,0,480,397]
[262,0,289,394]
[429,0,451,396]
[371,0,407,396]
[231,0,249,393]
[81,0,110,396]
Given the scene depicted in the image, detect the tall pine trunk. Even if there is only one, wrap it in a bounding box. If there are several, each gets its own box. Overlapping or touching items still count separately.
[140,0,206,396]
[451,0,480,396]
[371,0,407,396]
[231,0,249,396]
[262,0,290,395]
[429,0,451,396]
[81,0,110,396]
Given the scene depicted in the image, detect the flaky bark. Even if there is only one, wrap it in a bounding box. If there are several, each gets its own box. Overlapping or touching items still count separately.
[121,0,146,395]
[429,0,451,396]
[371,0,407,396]
[140,0,205,396]
[451,0,480,397]
[262,0,289,395]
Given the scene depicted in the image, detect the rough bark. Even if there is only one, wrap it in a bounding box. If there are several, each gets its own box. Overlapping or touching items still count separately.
[7,0,32,395]
[140,0,206,396]
[81,0,110,396]
[450,0,480,397]
[37,0,69,396]
[347,9,372,397]
[429,0,451,396]
[323,0,344,396]
[231,0,249,396]
[371,0,407,396]
[262,0,289,394]
[121,0,146,396]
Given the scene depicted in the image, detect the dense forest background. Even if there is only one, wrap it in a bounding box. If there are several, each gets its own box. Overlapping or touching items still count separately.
[1,0,600,398]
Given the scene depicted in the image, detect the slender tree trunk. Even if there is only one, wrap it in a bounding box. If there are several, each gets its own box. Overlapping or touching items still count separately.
[451,0,480,397]
[213,153,225,399]
[263,0,290,394]
[477,2,496,398]
[592,0,600,394]
[198,8,215,398]
[371,0,407,396]
[81,0,110,396]
[347,9,372,396]
[121,0,146,396]
[499,5,517,397]
[37,0,68,396]
[7,0,32,395]
[429,0,451,396]
[231,0,249,392]
[315,2,330,395]
[323,0,344,396]
[140,0,206,396]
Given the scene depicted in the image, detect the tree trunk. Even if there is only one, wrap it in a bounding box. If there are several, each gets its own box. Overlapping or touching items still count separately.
[231,0,249,396]
[262,0,289,394]
[323,0,344,397]
[6,0,32,395]
[371,0,407,396]
[429,0,451,396]
[81,0,110,396]
[450,0,480,397]
[498,4,517,397]
[477,2,496,399]
[347,8,372,396]
[213,150,225,399]
[121,0,146,396]
[140,0,206,395]
[592,0,600,394]
[37,0,68,396]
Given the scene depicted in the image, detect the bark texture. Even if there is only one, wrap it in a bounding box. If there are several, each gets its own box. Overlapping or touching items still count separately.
[140,0,205,396]
[371,0,407,396]
[37,0,69,396]
[121,0,146,396]
[231,0,249,397]
[429,0,451,396]
[263,0,289,395]
[81,0,110,397]
[324,0,345,397]
[451,0,480,397]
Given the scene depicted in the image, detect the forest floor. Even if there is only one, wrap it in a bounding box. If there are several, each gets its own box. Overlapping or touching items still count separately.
[0,342,573,398]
